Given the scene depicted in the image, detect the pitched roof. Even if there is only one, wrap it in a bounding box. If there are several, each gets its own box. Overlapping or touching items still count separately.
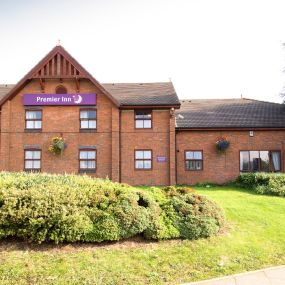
[0,82,179,107]
[0,45,120,106]
[176,98,285,129]
[102,82,180,106]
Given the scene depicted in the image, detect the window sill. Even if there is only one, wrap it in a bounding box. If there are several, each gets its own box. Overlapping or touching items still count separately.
[79,169,96,174]
[25,129,42,133]
[135,128,153,130]
[80,129,97,133]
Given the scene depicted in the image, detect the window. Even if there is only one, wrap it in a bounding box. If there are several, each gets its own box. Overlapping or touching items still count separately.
[80,109,97,129]
[135,150,152,169]
[24,150,41,171]
[240,150,281,172]
[135,110,152,129]
[185,151,203,170]
[79,149,96,172]
[25,110,42,129]
[55,85,67,94]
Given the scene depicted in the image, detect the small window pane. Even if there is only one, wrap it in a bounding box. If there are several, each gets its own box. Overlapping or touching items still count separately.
[25,151,33,159]
[196,161,203,170]
[193,151,202,160]
[135,120,144,128]
[80,151,88,159]
[186,152,194,160]
[185,161,194,170]
[144,120,151,128]
[26,121,34,129]
[87,161,96,169]
[25,160,33,169]
[250,151,260,171]
[260,151,269,172]
[33,151,41,159]
[80,161,88,169]
[271,151,281,171]
[240,151,249,171]
[34,111,42,119]
[135,160,144,169]
[135,151,144,159]
[88,120,97,129]
[144,160,152,169]
[26,111,41,119]
[34,121,42,129]
[80,111,88,119]
[81,121,89,129]
[87,151,96,159]
[144,151,151,159]
[88,110,96,119]
[33,160,41,169]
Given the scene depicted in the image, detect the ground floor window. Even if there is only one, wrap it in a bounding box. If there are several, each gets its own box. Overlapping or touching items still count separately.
[79,149,96,172]
[240,150,281,172]
[185,150,203,170]
[24,150,41,171]
[135,150,152,169]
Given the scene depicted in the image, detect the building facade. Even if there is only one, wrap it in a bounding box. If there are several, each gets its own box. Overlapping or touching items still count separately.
[0,46,284,185]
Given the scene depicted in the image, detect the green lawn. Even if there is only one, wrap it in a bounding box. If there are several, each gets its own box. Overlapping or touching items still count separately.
[1,186,285,285]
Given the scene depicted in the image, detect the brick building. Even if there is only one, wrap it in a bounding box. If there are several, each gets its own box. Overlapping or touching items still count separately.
[0,45,284,185]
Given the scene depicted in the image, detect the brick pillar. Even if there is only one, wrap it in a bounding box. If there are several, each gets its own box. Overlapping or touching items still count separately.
[0,100,11,171]
[111,107,120,182]
[169,109,176,185]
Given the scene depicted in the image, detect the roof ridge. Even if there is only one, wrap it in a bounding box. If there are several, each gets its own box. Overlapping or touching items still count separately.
[102,82,172,85]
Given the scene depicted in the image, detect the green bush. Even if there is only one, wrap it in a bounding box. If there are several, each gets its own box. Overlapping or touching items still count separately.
[0,172,225,243]
[236,173,285,196]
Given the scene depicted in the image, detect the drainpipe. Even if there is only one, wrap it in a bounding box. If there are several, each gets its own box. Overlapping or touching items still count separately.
[119,109,122,183]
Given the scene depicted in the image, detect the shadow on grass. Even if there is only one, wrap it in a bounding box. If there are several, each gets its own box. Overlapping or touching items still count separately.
[0,235,159,253]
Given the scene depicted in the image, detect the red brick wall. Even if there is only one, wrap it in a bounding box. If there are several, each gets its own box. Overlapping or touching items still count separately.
[0,79,117,179]
[120,109,175,186]
[176,130,285,185]
[0,78,176,186]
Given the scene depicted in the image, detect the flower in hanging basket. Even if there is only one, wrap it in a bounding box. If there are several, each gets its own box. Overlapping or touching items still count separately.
[215,137,230,153]
[48,137,67,155]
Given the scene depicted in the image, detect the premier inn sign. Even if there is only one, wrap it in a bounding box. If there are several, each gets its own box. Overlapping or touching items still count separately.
[23,94,96,106]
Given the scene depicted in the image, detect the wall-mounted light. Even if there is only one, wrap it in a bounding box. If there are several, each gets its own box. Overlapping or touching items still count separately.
[249,131,254,137]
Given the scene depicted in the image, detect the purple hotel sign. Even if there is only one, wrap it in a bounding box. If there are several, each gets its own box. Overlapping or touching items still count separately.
[157,156,167,163]
[23,93,96,106]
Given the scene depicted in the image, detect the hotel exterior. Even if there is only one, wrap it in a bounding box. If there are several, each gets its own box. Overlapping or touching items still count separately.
[0,45,284,185]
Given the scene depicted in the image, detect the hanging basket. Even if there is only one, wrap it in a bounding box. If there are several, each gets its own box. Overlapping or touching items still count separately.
[215,137,230,153]
[48,137,67,155]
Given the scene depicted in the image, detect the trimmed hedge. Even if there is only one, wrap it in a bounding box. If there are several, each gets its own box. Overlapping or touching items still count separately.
[236,172,285,196]
[0,172,225,243]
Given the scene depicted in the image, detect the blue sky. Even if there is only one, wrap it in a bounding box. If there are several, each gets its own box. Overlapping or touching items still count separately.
[1,0,285,102]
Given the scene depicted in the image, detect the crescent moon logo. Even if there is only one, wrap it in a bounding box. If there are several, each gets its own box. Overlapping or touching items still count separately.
[73,94,83,104]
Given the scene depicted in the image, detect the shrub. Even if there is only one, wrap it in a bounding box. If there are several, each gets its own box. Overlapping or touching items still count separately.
[0,172,225,243]
[236,172,285,196]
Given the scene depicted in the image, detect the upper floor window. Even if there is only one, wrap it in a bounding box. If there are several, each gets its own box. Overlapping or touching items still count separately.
[240,150,281,172]
[80,109,97,129]
[24,150,41,171]
[79,149,96,172]
[135,110,152,129]
[185,150,203,171]
[55,85,67,94]
[135,150,152,169]
[25,110,42,129]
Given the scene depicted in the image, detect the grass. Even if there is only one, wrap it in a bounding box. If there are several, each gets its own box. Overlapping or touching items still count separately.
[1,185,285,284]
